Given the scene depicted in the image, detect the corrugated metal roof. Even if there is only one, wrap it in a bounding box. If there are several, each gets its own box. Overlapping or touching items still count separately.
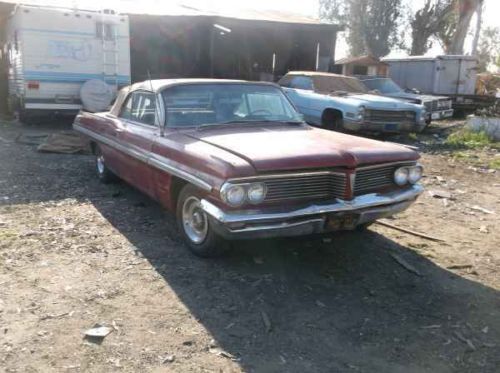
[0,0,339,26]
[382,55,478,62]
[335,55,387,66]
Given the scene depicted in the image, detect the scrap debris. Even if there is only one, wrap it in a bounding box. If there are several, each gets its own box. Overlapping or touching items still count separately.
[454,331,476,351]
[84,323,113,343]
[390,253,422,277]
[468,205,495,215]
[261,310,272,333]
[376,220,446,242]
[446,264,473,270]
[428,190,453,199]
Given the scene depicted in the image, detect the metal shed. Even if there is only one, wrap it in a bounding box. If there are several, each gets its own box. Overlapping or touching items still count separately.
[126,5,341,82]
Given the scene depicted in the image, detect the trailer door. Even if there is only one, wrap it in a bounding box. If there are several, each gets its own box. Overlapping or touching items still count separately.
[435,57,476,95]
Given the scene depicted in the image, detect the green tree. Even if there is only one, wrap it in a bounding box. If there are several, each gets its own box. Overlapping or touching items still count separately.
[320,0,403,58]
[476,27,500,72]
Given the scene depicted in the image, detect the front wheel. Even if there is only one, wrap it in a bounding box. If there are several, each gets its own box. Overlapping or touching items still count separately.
[95,145,117,183]
[176,184,227,258]
[321,110,344,132]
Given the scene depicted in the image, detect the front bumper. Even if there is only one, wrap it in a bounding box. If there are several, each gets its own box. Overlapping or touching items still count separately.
[201,185,424,240]
[343,119,426,133]
[431,109,454,120]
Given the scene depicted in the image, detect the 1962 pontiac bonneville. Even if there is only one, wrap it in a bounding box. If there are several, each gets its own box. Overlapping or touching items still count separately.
[74,79,424,257]
[278,71,428,133]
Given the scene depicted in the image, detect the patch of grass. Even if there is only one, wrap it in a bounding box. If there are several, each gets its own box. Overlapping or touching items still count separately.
[0,229,17,239]
[445,129,499,149]
[489,158,500,169]
[408,132,418,141]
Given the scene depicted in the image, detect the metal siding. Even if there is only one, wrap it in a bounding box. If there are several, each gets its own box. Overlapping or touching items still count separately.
[387,56,477,96]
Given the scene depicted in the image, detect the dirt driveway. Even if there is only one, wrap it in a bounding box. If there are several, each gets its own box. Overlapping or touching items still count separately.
[0,119,499,372]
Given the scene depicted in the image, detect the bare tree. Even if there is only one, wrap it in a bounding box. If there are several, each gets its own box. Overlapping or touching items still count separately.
[409,0,454,55]
[471,0,483,55]
[448,0,482,54]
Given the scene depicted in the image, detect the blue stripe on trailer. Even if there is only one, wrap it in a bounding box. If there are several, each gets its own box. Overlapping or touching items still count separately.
[24,71,131,84]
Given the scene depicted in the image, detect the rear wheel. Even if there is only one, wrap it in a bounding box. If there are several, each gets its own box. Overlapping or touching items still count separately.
[95,145,117,183]
[176,184,227,258]
[321,110,344,131]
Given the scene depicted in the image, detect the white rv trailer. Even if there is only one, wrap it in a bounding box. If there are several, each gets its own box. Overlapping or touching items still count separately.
[4,4,131,120]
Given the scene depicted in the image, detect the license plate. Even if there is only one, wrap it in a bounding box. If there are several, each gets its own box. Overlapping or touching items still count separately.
[431,112,440,120]
[384,123,398,131]
[326,214,358,230]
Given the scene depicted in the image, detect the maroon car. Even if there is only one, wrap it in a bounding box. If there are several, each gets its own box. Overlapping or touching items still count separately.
[73,79,424,257]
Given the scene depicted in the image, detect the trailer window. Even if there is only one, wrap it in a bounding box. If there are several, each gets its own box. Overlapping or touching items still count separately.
[96,22,115,40]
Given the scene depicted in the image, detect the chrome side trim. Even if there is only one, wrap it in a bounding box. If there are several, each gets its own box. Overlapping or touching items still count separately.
[201,184,423,224]
[73,123,212,192]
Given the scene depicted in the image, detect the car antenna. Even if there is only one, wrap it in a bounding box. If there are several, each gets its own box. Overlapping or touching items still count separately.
[147,70,164,136]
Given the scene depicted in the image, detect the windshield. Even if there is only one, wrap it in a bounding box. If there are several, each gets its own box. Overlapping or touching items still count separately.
[362,78,403,94]
[313,75,369,94]
[162,84,302,128]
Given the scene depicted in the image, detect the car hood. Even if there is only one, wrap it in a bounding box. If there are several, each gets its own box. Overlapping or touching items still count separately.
[183,124,419,173]
[327,93,423,110]
[385,91,450,103]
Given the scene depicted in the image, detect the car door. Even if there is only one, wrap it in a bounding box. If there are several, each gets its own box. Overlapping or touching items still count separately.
[117,90,159,198]
[281,76,317,124]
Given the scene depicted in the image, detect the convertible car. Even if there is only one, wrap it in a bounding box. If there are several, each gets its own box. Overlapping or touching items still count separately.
[74,79,424,257]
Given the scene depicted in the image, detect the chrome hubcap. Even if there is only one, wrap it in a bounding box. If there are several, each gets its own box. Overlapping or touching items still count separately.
[182,196,208,244]
[97,155,105,175]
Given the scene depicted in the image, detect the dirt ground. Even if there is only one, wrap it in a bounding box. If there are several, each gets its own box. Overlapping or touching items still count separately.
[0,118,499,373]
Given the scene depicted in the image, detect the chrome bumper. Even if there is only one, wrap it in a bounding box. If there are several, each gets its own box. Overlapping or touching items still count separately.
[201,185,424,239]
[342,119,427,133]
[431,109,454,120]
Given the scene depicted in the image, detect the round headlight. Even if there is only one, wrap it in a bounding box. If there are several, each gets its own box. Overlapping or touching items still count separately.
[408,166,423,184]
[247,183,267,204]
[357,106,365,121]
[394,167,409,186]
[221,184,246,206]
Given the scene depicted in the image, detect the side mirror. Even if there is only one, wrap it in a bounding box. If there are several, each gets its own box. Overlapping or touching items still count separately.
[405,88,420,94]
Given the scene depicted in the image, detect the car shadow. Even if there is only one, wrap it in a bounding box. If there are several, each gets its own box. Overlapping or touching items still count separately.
[87,180,500,373]
[1,128,498,372]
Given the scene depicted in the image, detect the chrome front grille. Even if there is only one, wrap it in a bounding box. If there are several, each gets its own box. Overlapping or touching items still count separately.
[429,99,452,111]
[354,164,406,195]
[365,109,416,123]
[263,172,347,202]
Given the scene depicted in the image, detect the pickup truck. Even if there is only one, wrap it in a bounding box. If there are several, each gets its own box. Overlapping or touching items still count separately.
[74,79,424,257]
[278,72,427,133]
[355,76,453,122]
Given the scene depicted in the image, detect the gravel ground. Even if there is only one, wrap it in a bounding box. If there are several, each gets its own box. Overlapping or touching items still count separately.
[0,119,499,372]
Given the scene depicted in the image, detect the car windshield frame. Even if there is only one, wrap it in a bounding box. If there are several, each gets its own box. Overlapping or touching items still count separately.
[361,78,403,94]
[161,83,303,129]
